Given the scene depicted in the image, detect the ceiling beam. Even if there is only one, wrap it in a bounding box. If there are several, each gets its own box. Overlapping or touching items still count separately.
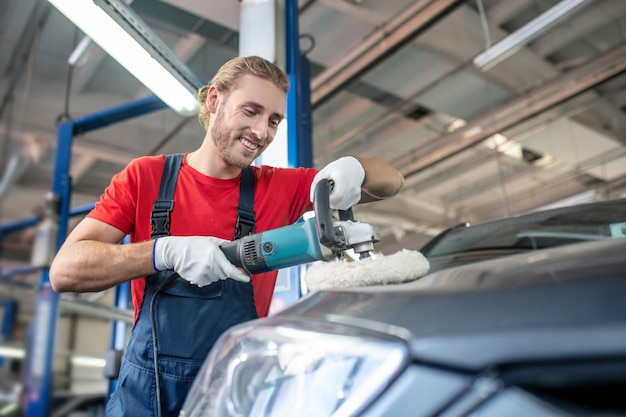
[404,89,625,194]
[457,146,626,204]
[316,0,386,26]
[395,42,626,178]
[467,163,626,221]
[310,0,465,107]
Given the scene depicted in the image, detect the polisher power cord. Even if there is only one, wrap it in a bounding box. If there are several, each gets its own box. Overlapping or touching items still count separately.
[150,272,178,417]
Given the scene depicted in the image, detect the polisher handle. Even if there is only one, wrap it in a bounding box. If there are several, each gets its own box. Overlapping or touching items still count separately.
[314,179,354,249]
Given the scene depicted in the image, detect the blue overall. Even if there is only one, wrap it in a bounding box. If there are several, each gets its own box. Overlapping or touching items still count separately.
[105,154,259,417]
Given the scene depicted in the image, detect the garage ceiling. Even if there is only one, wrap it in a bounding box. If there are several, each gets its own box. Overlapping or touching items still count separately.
[1,0,626,270]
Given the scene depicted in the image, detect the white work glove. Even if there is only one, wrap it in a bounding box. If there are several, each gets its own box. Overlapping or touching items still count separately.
[152,236,249,287]
[310,156,365,210]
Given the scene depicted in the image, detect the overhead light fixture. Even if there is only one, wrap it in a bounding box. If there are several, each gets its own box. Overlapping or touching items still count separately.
[48,0,203,116]
[71,355,107,368]
[0,345,25,359]
[0,403,19,416]
[0,344,106,368]
[473,0,593,71]
[68,36,93,66]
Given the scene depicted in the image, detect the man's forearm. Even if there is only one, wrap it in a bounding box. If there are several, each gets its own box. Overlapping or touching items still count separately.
[49,240,155,293]
[356,156,404,201]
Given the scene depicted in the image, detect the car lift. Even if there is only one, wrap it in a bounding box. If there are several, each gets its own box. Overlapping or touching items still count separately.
[0,1,311,415]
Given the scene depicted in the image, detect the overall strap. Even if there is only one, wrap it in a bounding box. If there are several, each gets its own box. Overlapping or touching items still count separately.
[150,153,184,238]
[150,154,256,239]
[235,167,255,239]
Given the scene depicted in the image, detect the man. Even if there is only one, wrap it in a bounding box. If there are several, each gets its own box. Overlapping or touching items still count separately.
[49,55,404,416]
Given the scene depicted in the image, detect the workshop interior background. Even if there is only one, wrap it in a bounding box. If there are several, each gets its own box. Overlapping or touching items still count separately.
[1,0,626,399]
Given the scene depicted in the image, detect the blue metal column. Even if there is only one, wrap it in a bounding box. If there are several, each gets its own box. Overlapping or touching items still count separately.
[23,120,73,417]
[285,0,313,169]
[0,299,18,367]
[270,0,314,311]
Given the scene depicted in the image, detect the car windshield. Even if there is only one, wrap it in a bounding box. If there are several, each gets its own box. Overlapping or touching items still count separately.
[420,198,626,272]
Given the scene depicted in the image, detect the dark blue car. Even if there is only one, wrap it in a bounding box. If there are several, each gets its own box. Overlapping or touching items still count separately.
[181,198,626,417]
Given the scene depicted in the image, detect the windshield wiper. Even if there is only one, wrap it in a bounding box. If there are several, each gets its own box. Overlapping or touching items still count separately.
[516,231,608,241]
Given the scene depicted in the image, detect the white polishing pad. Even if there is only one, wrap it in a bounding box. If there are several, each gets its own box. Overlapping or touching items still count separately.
[304,249,430,291]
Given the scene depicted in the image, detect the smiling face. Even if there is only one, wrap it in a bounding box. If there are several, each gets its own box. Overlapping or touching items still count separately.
[207,74,286,170]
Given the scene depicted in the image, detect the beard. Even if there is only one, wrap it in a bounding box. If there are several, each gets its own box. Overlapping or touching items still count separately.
[210,108,259,169]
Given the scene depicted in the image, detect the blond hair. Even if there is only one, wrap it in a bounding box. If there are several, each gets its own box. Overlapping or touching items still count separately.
[197,56,289,131]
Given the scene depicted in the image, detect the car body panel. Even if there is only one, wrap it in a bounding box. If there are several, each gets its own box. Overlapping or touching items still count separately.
[181,198,626,416]
[280,237,626,370]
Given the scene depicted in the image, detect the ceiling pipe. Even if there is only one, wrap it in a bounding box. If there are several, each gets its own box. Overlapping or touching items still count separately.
[395,42,626,178]
[310,0,464,108]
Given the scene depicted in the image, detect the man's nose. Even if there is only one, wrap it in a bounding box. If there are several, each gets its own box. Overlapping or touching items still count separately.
[250,118,268,141]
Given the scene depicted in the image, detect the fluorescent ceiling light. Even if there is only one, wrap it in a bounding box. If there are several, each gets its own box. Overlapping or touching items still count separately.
[48,0,203,116]
[71,355,107,368]
[0,403,19,416]
[0,344,106,368]
[473,0,593,71]
[68,36,93,66]
[0,345,25,359]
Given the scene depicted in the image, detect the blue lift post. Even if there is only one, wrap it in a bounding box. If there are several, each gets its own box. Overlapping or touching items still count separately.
[23,95,167,417]
[0,299,18,367]
[286,0,313,170]
[268,0,314,312]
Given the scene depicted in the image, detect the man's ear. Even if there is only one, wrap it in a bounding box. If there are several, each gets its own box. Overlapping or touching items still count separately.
[206,85,220,113]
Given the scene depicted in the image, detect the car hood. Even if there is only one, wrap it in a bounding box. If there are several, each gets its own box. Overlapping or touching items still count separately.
[278,237,626,371]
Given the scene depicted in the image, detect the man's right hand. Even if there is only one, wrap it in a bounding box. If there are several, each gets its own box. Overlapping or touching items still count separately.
[310,156,365,210]
[153,236,250,286]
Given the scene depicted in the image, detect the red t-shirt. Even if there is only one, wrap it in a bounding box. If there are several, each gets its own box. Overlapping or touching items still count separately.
[87,154,316,320]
